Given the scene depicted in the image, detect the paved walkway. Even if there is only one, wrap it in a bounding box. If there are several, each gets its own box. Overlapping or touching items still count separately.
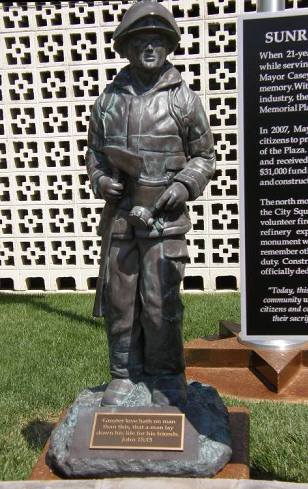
[0,480,308,489]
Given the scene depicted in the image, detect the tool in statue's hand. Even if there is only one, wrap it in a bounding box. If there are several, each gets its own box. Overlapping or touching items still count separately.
[93,146,142,317]
[98,174,123,202]
[103,146,143,178]
[101,147,189,230]
[103,146,155,230]
[99,146,143,202]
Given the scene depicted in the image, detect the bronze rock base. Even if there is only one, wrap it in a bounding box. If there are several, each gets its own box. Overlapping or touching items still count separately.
[29,406,249,481]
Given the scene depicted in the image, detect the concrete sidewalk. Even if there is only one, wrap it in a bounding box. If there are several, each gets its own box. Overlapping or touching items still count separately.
[0,479,308,489]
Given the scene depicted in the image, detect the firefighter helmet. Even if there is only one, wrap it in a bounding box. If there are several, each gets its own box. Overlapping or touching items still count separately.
[113,0,181,56]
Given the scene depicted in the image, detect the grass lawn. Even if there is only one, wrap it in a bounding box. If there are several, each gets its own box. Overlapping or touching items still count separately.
[0,292,307,482]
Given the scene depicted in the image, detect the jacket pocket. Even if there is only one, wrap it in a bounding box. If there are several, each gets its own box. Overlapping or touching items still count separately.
[165,155,187,171]
[97,207,133,239]
[163,237,189,260]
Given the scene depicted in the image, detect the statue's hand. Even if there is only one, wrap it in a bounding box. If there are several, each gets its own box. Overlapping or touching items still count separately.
[98,176,124,202]
[155,182,189,212]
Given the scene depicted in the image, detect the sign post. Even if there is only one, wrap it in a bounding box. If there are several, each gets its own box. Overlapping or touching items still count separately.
[257,0,285,12]
[239,4,308,348]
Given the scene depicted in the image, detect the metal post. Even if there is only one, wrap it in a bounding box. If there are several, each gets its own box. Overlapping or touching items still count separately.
[257,0,285,12]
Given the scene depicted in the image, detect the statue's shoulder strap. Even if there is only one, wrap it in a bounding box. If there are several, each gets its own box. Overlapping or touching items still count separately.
[168,82,190,158]
[96,89,116,144]
[100,90,116,117]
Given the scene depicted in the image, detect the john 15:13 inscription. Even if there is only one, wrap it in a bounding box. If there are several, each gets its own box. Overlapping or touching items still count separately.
[90,412,185,451]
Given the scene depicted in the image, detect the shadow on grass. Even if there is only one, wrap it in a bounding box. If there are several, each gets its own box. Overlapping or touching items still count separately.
[21,419,56,450]
[0,293,103,329]
[251,466,294,482]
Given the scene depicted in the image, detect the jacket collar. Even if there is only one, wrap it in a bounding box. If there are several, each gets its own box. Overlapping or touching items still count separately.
[111,62,182,95]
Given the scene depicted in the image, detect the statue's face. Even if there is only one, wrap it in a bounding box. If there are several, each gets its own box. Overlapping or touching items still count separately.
[126,32,169,72]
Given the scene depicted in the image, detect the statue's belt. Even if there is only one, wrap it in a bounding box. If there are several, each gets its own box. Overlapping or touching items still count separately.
[131,179,169,208]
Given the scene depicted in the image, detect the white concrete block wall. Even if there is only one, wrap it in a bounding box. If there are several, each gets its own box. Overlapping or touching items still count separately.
[0,0,305,292]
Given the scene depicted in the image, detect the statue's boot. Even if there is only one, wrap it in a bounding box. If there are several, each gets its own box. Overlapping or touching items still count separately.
[101,378,135,406]
[152,373,187,406]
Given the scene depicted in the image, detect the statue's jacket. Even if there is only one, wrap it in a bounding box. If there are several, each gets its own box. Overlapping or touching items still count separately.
[86,62,216,239]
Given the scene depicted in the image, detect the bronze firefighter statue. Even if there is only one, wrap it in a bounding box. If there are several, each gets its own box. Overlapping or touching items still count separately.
[86,0,216,407]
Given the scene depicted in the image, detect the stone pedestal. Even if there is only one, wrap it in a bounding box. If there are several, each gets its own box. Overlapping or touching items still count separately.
[30,407,249,481]
[46,381,233,478]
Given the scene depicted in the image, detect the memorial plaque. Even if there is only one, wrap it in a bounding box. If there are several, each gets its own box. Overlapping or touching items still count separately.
[90,412,185,451]
[239,11,308,340]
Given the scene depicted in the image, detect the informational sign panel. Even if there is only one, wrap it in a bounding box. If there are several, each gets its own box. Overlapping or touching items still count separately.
[239,11,308,341]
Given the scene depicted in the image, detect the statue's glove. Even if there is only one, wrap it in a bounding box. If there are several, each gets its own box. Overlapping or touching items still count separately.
[155,182,189,212]
[97,176,124,202]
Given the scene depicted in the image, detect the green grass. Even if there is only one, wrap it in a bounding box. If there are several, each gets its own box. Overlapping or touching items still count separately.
[182,293,240,341]
[0,293,108,480]
[0,292,307,482]
[225,398,308,482]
